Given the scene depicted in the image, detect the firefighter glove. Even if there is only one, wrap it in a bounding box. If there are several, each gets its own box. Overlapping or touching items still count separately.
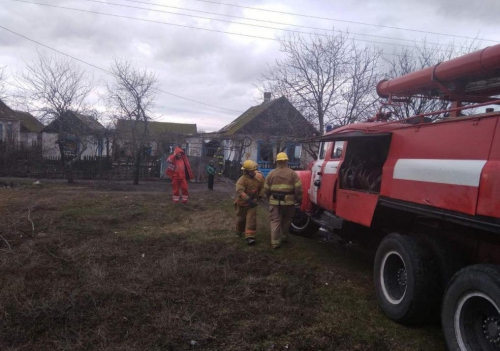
[249,199,258,208]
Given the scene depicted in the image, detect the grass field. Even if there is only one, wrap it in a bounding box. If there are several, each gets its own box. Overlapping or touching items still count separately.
[0,179,446,350]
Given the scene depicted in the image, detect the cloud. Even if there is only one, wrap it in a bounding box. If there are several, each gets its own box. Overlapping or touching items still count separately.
[1,0,499,135]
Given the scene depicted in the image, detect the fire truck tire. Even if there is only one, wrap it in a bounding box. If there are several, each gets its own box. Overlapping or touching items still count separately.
[418,234,466,317]
[289,209,319,237]
[374,233,440,325]
[442,265,500,351]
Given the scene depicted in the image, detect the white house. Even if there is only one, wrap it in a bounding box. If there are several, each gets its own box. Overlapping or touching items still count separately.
[41,112,109,158]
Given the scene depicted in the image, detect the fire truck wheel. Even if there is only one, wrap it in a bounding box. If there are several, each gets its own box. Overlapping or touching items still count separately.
[289,208,319,237]
[442,265,500,351]
[374,233,439,325]
[418,234,466,320]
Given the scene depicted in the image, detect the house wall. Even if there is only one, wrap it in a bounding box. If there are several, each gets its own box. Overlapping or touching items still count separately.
[185,137,204,157]
[21,132,40,147]
[42,132,109,158]
[42,133,59,157]
[223,136,304,165]
[0,120,21,143]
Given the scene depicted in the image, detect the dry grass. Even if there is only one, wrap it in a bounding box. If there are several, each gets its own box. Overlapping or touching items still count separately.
[0,179,446,350]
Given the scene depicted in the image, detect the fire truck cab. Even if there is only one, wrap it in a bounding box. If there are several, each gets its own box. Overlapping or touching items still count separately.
[292,44,500,351]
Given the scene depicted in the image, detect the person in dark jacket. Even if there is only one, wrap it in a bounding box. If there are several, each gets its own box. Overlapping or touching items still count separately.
[206,160,216,190]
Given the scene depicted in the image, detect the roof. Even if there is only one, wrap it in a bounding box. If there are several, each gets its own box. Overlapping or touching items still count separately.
[42,112,106,134]
[219,96,317,138]
[14,110,44,133]
[219,98,280,136]
[0,100,44,132]
[0,99,19,121]
[116,120,197,135]
[75,114,106,132]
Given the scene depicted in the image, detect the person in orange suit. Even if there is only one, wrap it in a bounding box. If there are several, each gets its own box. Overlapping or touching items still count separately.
[166,147,193,204]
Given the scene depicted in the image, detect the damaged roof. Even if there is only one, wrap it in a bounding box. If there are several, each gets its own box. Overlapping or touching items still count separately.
[219,98,281,136]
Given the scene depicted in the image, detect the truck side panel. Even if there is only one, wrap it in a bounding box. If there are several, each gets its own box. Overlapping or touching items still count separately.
[295,170,312,213]
[477,117,500,218]
[381,118,496,216]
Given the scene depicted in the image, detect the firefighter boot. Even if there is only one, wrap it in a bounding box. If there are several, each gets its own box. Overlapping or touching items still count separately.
[246,238,256,246]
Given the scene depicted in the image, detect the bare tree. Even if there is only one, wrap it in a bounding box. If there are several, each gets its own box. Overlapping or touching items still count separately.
[260,31,382,134]
[0,66,8,101]
[382,40,482,120]
[107,58,159,185]
[15,51,96,183]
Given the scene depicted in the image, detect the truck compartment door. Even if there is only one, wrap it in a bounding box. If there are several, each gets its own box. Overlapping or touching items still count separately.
[335,189,379,227]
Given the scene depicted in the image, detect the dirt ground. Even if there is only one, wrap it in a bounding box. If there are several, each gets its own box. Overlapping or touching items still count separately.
[0,178,446,351]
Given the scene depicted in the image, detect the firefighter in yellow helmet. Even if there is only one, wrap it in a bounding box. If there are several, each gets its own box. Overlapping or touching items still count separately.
[235,160,265,245]
[253,161,265,187]
[264,152,303,249]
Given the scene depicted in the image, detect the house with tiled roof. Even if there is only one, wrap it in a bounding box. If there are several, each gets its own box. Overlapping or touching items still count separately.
[41,112,109,157]
[114,119,197,159]
[187,93,317,177]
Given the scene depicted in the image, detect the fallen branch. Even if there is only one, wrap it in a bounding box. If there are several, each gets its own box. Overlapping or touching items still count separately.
[27,206,35,236]
[44,246,69,262]
[0,234,12,251]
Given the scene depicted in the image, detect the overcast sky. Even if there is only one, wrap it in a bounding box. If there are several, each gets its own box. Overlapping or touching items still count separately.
[1,0,499,132]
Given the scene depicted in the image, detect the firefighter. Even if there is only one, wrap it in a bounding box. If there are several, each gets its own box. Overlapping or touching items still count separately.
[254,162,265,187]
[235,160,265,245]
[264,152,303,249]
[215,147,224,181]
[206,159,216,190]
[166,147,194,204]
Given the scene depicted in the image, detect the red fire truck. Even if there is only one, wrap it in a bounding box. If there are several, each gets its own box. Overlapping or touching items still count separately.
[291,44,500,350]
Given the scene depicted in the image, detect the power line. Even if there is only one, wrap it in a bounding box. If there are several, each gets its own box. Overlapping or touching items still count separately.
[186,0,500,43]
[73,0,460,52]
[118,0,476,49]
[0,24,245,113]
[11,0,438,58]
[12,0,278,41]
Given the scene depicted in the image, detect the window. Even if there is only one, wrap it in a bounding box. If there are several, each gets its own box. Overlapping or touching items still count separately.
[332,141,344,159]
[286,143,302,165]
[6,122,13,140]
[0,123,3,142]
[258,140,274,163]
[319,142,330,160]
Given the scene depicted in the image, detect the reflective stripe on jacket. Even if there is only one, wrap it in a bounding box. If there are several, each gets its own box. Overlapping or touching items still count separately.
[264,166,302,206]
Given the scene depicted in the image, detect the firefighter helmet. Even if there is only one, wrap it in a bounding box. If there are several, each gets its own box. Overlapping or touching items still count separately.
[276,152,289,161]
[241,160,257,171]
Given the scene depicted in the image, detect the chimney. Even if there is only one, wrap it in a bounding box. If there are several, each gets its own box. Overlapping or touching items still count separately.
[263,92,271,103]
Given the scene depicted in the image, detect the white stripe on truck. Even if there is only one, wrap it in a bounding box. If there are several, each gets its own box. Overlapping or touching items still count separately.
[393,159,487,187]
[323,161,340,174]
